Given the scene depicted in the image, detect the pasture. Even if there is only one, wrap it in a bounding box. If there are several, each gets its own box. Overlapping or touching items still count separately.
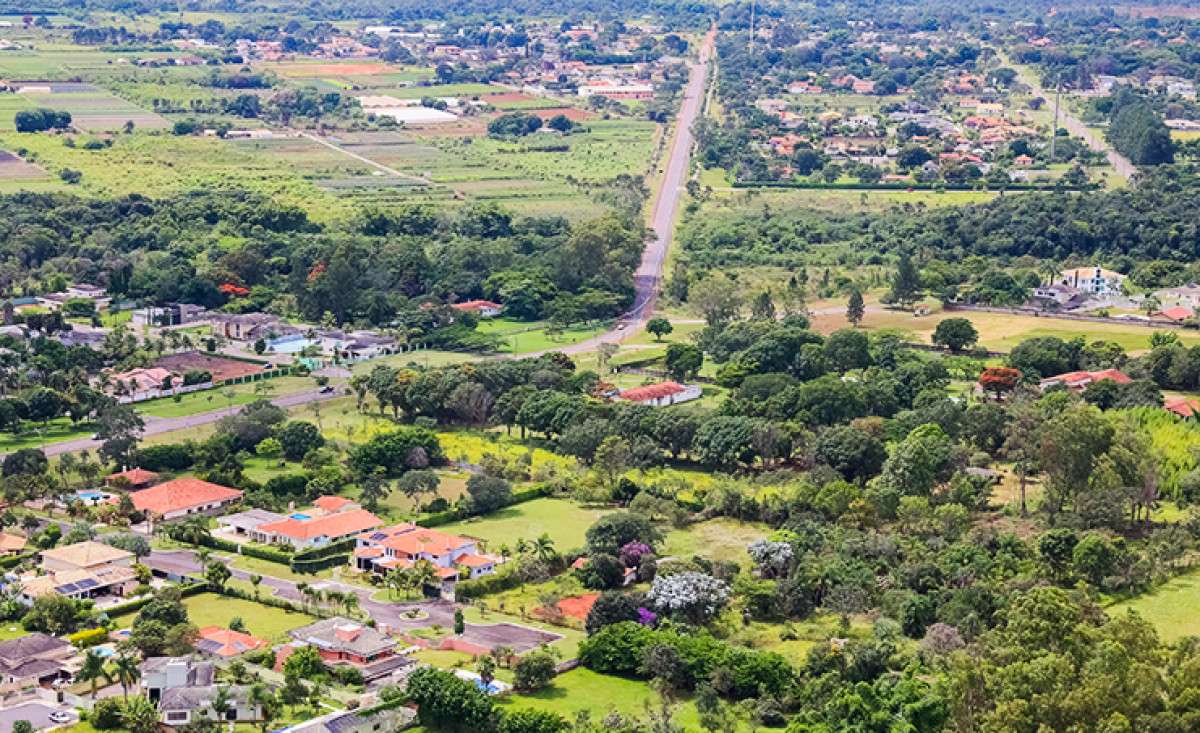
[436,498,616,551]
[1108,570,1200,641]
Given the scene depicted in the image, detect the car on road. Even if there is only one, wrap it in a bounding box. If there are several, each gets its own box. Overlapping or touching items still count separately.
[320,386,334,394]
[49,712,71,723]
[262,364,275,370]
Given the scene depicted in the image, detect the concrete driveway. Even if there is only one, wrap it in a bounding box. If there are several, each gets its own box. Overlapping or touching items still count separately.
[0,701,77,730]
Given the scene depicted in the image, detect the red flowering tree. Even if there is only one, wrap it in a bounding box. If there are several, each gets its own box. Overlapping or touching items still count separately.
[979,367,1021,401]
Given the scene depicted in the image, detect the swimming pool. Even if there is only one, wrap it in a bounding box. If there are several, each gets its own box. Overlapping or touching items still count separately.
[94,647,115,657]
[268,337,321,354]
[290,514,311,521]
[72,492,109,503]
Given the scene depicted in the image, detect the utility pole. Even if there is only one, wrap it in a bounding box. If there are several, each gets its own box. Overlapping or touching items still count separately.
[1049,75,1061,164]
[749,0,756,53]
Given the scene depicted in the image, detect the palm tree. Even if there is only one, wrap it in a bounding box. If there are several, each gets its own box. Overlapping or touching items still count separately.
[205,685,233,722]
[250,574,263,600]
[193,546,212,569]
[532,533,556,563]
[222,388,238,415]
[515,537,530,556]
[413,559,438,595]
[112,650,141,701]
[296,581,309,611]
[79,648,112,699]
[180,514,212,547]
[344,591,360,619]
[249,682,279,733]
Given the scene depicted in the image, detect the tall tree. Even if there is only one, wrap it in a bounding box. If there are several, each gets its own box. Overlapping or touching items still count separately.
[846,289,865,327]
[890,254,922,307]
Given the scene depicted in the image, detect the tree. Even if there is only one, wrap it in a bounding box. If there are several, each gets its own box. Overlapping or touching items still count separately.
[465,474,513,516]
[824,329,872,374]
[978,367,1021,401]
[205,561,231,591]
[499,709,567,733]
[95,402,145,467]
[890,253,923,307]
[664,343,704,381]
[646,318,674,342]
[585,590,643,635]
[592,436,631,485]
[406,667,497,733]
[454,608,465,635]
[12,722,32,733]
[349,426,443,476]
[690,273,741,326]
[79,648,113,699]
[283,644,326,680]
[1039,406,1114,518]
[647,571,730,625]
[932,318,979,352]
[113,650,141,701]
[586,512,661,555]
[122,695,161,733]
[24,593,78,635]
[358,469,392,512]
[815,425,887,483]
[846,290,865,327]
[396,470,440,512]
[275,421,325,461]
[513,649,558,691]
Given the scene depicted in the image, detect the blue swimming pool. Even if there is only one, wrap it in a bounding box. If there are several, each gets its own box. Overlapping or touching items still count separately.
[94,647,115,657]
[269,337,321,354]
[73,492,106,501]
[290,514,310,521]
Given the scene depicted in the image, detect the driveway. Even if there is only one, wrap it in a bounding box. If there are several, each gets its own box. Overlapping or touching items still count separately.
[0,702,77,730]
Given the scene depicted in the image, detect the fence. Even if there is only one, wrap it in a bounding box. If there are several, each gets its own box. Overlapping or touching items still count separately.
[944,303,1187,329]
[115,381,214,404]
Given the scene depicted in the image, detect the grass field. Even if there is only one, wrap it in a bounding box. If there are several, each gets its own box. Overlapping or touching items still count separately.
[0,418,95,453]
[1108,569,1200,641]
[437,498,616,551]
[109,593,317,640]
[229,554,334,582]
[662,517,770,565]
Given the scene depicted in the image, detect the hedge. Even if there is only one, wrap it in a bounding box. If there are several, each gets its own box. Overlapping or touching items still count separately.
[454,567,522,601]
[293,538,356,563]
[416,483,552,529]
[0,551,36,570]
[174,531,294,565]
[291,554,351,574]
[69,627,109,648]
[105,581,208,617]
[218,584,304,613]
[731,180,1099,192]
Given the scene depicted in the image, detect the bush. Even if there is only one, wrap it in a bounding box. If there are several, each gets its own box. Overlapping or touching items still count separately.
[138,442,195,472]
[69,627,109,648]
[349,426,443,475]
[91,698,123,730]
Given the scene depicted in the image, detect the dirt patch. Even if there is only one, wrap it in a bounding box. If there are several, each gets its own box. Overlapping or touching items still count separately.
[553,593,599,620]
[528,107,597,120]
[459,621,563,654]
[155,351,268,382]
[0,151,46,179]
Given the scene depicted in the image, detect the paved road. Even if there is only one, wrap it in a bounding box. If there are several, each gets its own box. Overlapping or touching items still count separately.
[1012,64,1138,184]
[521,26,717,358]
[19,385,348,459]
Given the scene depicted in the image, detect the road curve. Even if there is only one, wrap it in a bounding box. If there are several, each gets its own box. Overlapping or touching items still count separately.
[520,26,718,358]
[1012,65,1138,184]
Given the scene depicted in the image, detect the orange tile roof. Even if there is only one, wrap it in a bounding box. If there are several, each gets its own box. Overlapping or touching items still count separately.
[457,553,494,568]
[313,496,353,512]
[354,547,384,558]
[1041,369,1132,386]
[130,478,242,515]
[619,381,686,402]
[105,469,159,485]
[1165,397,1200,417]
[1161,307,1194,321]
[357,523,417,542]
[198,626,268,657]
[258,509,382,541]
[451,300,501,311]
[381,529,472,556]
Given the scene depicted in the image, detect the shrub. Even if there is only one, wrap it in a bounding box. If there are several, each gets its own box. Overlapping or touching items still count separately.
[138,442,195,472]
[91,697,123,730]
[69,627,109,648]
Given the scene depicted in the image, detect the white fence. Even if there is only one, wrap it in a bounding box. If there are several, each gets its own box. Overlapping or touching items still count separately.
[116,381,214,404]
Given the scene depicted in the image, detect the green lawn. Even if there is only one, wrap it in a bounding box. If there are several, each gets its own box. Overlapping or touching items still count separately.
[109,593,317,641]
[498,668,714,731]
[137,376,322,419]
[436,498,616,552]
[1108,569,1200,641]
[0,419,96,453]
[229,555,334,583]
[662,517,771,565]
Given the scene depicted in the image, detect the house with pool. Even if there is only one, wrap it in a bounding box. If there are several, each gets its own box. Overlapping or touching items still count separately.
[353,524,499,590]
[217,497,382,550]
[18,541,140,606]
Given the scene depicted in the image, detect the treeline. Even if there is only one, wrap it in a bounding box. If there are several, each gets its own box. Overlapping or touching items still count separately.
[1107,87,1175,166]
[0,192,643,329]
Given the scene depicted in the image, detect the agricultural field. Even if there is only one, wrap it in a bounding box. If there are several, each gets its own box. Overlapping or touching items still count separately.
[18,88,169,131]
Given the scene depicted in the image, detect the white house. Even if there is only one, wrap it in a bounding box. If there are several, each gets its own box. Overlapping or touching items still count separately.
[1059,267,1125,295]
[1032,283,1081,304]
[450,300,503,317]
[614,381,702,407]
[142,657,260,726]
[1155,283,1200,308]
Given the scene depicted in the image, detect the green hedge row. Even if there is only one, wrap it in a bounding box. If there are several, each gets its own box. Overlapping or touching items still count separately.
[218,584,304,613]
[293,537,356,563]
[732,180,1098,192]
[416,483,552,529]
[291,554,351,575]
[105,581,208,617]
[176,531,295,565]
[454,568,521,602]
[0,552,36,570]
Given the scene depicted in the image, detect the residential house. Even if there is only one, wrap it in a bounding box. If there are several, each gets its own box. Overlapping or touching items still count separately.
[141,656,214,702]
[143,656,261,725]
[1060,266,1126,295]
[105,468,159,490]
[1014,154,1034,166]
[577,84,653,100]
[41,541,134,572]
[131,303,207,327]
[319,330,398,360]
[216,508,288,539]
[195,626,269,658]
[1159,306,1194,323]
[130,478,243,521]
[755,99,788,115]
[1039,369,1132,392]
[1032,283,1082,304]
[1155,283,1200,307]
[354,524,496,584]
[1165,397,1200,419]
[286,706,415,733]
[283,617,414,681]
[0,633,73,687]
[450,300,503,317]
[18,565,139,605]
[105,367,173,396]
[0,533,24,555]
[852,79,876,94]
[614,381,702,407]
[212,313,280,341]
[977,103,1004,115]
[36,284,112,312]
[253,508,383,550]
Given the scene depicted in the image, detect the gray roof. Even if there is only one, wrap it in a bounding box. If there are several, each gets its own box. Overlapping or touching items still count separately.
[160,684,251,712]
[0,633,69,664]
[289,617,395,657]
[218,509,286,531]
[140,656,215,686]
[1,658,66,680]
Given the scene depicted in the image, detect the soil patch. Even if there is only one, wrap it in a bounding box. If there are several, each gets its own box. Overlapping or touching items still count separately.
[0,151,46,179]
[155,351,268,382]
[554,593,599,620]
[480,92,535,103]
[278,63,389,76]
[528,107,597,120]
[459,621,563,653]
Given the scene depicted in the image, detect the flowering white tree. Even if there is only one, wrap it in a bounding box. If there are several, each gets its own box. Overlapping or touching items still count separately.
[647,571,730,624]
[747,539,794,579]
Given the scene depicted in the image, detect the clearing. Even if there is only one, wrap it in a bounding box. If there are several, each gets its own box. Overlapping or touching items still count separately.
[662,517,771,565]
[436,498,617,551]
[1108,569,1200,641]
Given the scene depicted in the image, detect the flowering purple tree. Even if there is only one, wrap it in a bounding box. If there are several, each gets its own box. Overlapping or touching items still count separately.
[636,608,658,627]
[620,541,652,567]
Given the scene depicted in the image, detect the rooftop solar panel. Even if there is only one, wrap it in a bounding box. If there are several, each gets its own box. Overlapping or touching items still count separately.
[76,578,99,590]
[369,533,388,540]
[195,639,223,652]
[55,583,78,594]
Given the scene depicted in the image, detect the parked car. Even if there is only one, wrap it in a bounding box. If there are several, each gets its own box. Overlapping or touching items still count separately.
[49,712,71,723]
[320,386,334,394]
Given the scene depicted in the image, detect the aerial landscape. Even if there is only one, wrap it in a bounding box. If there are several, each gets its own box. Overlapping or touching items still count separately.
[7,0,1200,731]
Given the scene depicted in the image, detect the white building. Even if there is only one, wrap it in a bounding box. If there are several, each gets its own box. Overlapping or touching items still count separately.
[614,381,702,407]
[1059,266,1125,295]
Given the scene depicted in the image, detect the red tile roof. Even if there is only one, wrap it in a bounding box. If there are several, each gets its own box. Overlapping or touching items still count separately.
[312,496,354,512]
[1165,397,1200,418]
[198,626,268,657]
[1041,369,1131,386]
[451,300,501,311]
[619,382,686,402]
[131,478,242,515]
[381,528,472,556]
[1091,369,1133,384]
[1161,307,1194,321]
[457,554,494,568]
[354,547,384,558]
[258,508,383,541]
[105,469,159,485]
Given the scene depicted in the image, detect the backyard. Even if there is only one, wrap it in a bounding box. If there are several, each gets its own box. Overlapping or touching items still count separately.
[109,593,317,641]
